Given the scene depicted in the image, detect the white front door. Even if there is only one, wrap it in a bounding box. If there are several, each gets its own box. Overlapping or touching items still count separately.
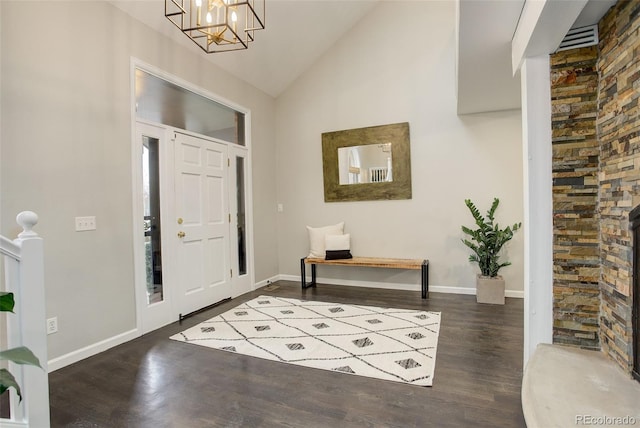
[174,131,231,317]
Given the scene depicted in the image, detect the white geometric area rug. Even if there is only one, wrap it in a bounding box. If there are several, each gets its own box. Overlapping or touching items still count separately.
[171,296,441,386]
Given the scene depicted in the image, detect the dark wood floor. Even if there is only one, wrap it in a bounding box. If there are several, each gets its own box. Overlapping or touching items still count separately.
[48,281,526,427]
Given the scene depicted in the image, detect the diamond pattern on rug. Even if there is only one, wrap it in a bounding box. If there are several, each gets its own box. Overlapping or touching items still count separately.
[407,332,425,340]
[286,343,305,351]
[171,296,441,386]
[352,337,374,348]
[334,366,356,373]
[396,358,421,369]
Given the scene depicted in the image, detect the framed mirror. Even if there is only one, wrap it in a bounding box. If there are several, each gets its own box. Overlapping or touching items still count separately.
[322,122,412,202]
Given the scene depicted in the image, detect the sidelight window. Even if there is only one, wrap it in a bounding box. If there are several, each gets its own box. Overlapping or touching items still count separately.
[142,136,164,304]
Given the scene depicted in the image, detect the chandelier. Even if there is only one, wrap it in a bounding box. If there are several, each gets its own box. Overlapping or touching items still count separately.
[165,0,265,53]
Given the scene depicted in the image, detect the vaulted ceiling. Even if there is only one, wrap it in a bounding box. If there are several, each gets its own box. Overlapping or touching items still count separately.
[111,0,616,114]
[111,0,379,98]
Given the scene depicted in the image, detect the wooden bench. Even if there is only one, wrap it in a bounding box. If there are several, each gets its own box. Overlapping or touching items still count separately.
[300,257,429,299]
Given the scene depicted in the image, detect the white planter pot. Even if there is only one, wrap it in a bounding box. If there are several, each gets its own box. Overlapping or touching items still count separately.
[476,275,505,305]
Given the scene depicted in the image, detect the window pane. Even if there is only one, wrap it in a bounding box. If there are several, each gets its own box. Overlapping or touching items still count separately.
[236,156,247,275]
[142,136,163,304]
[136,69,245,145]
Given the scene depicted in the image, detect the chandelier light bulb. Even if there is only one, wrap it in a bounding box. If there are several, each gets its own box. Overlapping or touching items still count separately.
[195,0,202,6]
[206,12,212,24]
[231,10,237,22]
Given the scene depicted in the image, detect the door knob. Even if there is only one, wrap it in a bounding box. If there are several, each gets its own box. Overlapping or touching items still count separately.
[177,231,186,238]
[177,218,183,224]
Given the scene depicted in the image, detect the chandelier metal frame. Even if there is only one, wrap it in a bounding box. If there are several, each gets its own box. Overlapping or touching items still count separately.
[165,0,265,53]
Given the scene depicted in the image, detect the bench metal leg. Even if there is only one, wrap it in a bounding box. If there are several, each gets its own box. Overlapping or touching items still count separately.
[422,260,429,299]
[300,258,317,289]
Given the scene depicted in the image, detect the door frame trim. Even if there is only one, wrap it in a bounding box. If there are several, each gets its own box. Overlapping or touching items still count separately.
[132,121,174,334]
[228,144,252,296]
[130,58,256,334]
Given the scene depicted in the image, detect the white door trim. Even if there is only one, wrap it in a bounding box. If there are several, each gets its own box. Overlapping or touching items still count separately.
[133,122,178,333]
[131,121,168,335]
[132,58,252,121]
[130,58,255,334]
[228,145,253,297]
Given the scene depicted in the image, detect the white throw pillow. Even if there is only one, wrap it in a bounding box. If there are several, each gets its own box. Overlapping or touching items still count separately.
[325,234,351,251]
[307,222,344,258]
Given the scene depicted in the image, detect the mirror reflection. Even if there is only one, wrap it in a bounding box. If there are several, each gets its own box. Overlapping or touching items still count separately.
[338,143,393,185]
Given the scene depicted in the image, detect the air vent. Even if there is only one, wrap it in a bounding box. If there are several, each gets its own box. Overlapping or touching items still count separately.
[557,25,599,52]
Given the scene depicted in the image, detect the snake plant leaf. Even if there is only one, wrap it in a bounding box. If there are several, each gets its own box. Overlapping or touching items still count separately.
[0,346,42,368]
[0,368,22,401]
[487,197,499,222]
[0,292,15,313]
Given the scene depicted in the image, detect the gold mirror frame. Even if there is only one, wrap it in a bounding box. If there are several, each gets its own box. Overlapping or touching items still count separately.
[322,122,412,202]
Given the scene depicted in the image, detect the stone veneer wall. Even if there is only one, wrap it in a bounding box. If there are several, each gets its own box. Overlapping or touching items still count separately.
[551,47,601,349]
[596,0,640,372]
[549,0,640,372]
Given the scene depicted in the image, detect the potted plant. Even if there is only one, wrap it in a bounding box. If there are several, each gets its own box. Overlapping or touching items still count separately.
[0,291,42,401]
[461,198,521,304]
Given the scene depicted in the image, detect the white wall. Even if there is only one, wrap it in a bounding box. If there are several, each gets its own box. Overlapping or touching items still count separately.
[275,1,524,294]
[0,0,524,367]
[0,1,278,361]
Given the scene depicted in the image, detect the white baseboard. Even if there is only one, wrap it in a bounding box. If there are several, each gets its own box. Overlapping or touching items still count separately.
[254,275,281,289]
[47,328,139,372]
[0,420,29,428]
[506,289,524,298]
[278,274,524,298]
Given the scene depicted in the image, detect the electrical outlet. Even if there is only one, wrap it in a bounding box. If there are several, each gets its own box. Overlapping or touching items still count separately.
[47,317,58,335]
[75,216,96,231]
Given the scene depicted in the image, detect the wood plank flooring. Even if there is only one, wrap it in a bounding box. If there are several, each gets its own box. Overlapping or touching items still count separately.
[48,281,526,427]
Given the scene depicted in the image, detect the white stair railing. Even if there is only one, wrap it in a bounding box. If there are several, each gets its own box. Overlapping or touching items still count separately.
[1,212,49,428]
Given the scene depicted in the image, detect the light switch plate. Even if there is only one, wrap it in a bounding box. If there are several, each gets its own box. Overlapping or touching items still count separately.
[75,216,96,231]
